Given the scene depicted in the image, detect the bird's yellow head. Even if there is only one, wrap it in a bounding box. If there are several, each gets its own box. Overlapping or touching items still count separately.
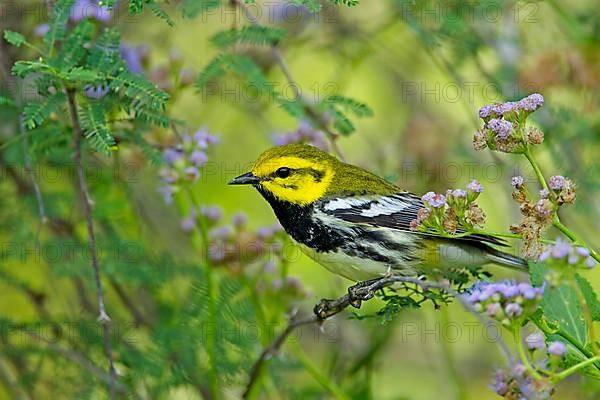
[229,144,399,206]
[229,144,337,206]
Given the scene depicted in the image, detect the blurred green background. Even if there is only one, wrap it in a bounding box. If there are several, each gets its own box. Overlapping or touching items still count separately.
[1,0,599,398]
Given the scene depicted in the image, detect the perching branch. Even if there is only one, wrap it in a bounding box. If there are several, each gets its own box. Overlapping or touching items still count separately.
[243,275,515,398]
[66,88,117,399]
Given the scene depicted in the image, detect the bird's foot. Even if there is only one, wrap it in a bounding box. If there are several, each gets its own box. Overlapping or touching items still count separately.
[347,279,380,308]
[314,298,346,320]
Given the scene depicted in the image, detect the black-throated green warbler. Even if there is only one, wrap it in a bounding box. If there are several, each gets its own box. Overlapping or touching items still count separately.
[229,144,526,281]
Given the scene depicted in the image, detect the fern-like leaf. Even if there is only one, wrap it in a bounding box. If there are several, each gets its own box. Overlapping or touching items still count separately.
[110,71,170,110]
[325,94,374,117]
[329,107,354,135]
[87,28,122,73]
[12,61,55,79]
[129,0,147,14]
[55,20,95,69]
[210,26,285,48]
[180,0,221,18]
[331,0,360,6]
[22,92,66,130]
[78,100,116,154]
[195,56,227,92]
[147,0,175,26]
[43,0,76,54]
[3,30,26,47]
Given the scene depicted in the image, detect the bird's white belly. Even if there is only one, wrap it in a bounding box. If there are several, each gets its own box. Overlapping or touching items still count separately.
[294,241,408,282]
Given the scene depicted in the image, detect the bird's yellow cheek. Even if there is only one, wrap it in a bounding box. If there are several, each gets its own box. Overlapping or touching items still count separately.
[261,176,331,206]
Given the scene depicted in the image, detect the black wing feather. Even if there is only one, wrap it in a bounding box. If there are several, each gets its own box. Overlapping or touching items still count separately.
[320,193,507,247]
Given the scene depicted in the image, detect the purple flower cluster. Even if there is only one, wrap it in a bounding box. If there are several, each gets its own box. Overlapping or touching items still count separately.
[488,118,513,139]
[158,127,219,204]
[422,192,446,208]
[84,84,109,99]
[492,363,553,400]
[478,93,545,120]
[272,121,328,150]
[475,94,545,153]
[71,0,112,23]
[412,181,485,233]
[548,175,566,191]
[525,332,545,351]
[467,179,484,193]
[447,189,466,198]
[518,93,544,112]
[464,280,544,326]
[547,341,567,357]
[511,176,525,189]
[539,238,595,269]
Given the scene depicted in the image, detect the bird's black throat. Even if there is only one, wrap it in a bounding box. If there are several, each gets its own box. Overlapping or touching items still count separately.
[256,187,345,252]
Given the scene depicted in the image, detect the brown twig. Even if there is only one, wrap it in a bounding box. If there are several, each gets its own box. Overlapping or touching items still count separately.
[66,88,117,399]
[243,275,515,398]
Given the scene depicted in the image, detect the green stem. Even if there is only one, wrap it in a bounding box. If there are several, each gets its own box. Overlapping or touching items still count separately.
[291,344,351,400]
[553,216,600,262]
[22,41,45,56]
[524,147,549,191]
[515,326,543,380]
[551,356,600,384]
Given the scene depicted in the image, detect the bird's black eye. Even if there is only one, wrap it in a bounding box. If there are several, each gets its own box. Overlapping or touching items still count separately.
[276,167,291,178]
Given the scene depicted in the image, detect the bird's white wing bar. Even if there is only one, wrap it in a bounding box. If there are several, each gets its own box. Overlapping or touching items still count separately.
[359,195,414,217]
[322,197,377,211]
[317,193,423,232]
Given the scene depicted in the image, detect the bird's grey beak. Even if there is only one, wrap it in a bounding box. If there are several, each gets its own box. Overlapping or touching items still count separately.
[229,172,261,185]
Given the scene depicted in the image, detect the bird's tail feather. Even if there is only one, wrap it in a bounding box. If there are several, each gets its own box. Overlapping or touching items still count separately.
[485,248,528,271]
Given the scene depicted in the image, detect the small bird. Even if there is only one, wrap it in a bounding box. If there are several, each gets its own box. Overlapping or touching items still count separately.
[229,144,527,282]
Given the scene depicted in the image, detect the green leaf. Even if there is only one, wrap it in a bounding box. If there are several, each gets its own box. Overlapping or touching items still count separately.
[210,26,285,48]
[575,274,600,321]
[329,107,354,135]
[530,262,600,378]
[0,95,16,107]
[292,0,321,12]
[331,0,359,6]
[62,67,103,82]
[180,0,221,18]
[103,0,119,8]
[129,0,147,14]
[147,0,175,26]
[3,30,26,47]
[110,71,170,110]
[130,131,164,165]
[11,61,55,79]
[87,28,122,73]
[541,283,587,345]
[22,92,67,130]
[195,54,269,93]
[195,56,227,92]
[325,94,374,117]
[127,104,173,127]
[55,21,95,69]
[44,0,76,54]
[78,100,116,154]
[275,95,306,119]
